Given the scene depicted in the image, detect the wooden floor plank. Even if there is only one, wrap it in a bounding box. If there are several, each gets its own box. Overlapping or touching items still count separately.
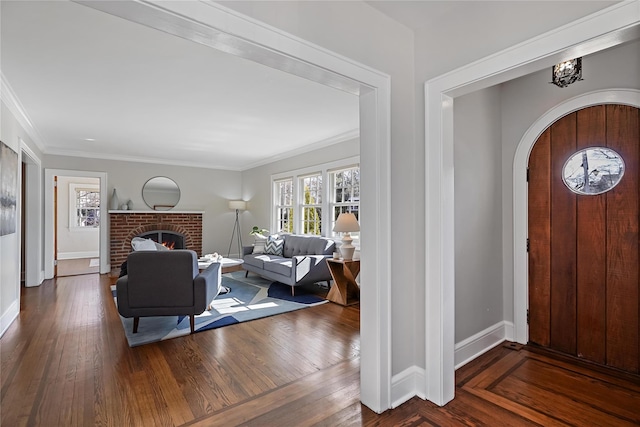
[2,274,639,426]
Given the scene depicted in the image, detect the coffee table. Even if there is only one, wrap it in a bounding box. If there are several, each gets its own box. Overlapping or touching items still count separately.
[198,257,244,274]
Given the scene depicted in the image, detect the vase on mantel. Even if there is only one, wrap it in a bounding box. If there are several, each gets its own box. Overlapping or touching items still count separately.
[109,188,120,210]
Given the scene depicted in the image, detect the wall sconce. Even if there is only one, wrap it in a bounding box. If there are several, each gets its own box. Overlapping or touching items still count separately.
[551,57,583,88]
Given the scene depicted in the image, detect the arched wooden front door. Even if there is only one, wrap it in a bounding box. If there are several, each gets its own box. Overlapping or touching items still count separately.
[528,104,639,373]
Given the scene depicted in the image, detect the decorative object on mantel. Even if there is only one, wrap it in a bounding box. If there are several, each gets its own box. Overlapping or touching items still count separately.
[109,188,120,210]
[126,199,133,210]
[227,200,247,257]
[333,212,360,261]
[550,57,583,88]
[142,176,180,211]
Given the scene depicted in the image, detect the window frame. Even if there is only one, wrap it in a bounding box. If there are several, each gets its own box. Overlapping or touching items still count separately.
[271,156,359,237]
[68,183,101,230]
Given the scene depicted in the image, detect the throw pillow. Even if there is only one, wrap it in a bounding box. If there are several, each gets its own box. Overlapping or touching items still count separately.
[252,234,268,254]
[264,235,284,256]
[131,237,157,251]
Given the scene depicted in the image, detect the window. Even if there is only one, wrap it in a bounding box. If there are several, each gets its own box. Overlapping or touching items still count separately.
[300,174,322,235]
[271,157,359,238]
[69,184,100,228]
[274,178,294,233]
[330,167,359,238]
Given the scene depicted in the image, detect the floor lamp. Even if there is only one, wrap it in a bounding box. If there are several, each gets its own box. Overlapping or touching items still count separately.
[227,200,246,258]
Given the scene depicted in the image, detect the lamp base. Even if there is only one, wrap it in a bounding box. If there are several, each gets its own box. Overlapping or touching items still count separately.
[339,233,355,261]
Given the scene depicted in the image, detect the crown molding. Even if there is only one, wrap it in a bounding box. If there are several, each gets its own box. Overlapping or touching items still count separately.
[239,128,360,171]
[44,128,360,172]
[0,73,47,152]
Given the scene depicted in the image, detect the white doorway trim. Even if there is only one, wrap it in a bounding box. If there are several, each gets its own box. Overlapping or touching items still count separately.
[424,2,639,405]
[513,89,640,344]
[72,0,392,412]
[44,169,109,278]
[20,139,43,287]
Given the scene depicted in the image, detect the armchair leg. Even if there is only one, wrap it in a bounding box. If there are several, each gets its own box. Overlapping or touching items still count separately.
[190,315,195,334]
[291,286,295,296]
[133,317,140,334]
[245,270,249,278]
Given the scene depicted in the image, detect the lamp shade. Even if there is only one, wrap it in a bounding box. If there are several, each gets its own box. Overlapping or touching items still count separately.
[333,213,360,233]
[228,200,247,211]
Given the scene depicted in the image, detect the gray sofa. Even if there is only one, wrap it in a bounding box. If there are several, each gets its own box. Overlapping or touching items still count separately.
[242,234,336,295]
[116,250,222,333]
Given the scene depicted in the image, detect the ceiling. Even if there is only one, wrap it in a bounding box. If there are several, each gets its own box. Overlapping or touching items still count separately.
[1,1,619,171]
[1,1,359,171]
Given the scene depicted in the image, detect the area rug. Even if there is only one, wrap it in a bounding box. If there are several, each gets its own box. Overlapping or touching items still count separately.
[112,272,327,347]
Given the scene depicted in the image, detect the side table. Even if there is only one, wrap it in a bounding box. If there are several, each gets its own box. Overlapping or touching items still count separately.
[326,258,360,306]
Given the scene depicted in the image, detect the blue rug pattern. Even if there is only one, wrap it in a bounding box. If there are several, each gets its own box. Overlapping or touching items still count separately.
[112,272,327,347]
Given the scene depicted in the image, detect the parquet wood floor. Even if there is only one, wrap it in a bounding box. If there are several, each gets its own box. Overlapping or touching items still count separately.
[2,274,638,426]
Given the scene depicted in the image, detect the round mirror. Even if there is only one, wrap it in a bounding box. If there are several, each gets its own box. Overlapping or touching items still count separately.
[562,147,625,195]
[142,176,180,210]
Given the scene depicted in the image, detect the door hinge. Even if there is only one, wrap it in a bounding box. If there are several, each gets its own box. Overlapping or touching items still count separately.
[527,309,530,324]
[54,259,58,266]
[526,238,530,252]
[526,168,530,182]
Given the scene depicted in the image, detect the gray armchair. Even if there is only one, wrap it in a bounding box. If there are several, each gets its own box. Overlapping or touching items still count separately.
[116,250,221,334]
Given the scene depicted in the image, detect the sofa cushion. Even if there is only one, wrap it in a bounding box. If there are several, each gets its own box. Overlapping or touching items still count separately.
[264,235,284,255]
[283,234,335,257]
[244,254,267,269]
[263,258,293,277]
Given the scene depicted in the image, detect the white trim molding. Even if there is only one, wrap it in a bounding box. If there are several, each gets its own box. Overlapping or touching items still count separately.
[0,300,20,339]
[512,89,640,344]
[1,73,47,152]
[425,1,639,406]
[454,321,513,369]
[74,0,393,413]
[57,251,100,260]
[45,169,109,278]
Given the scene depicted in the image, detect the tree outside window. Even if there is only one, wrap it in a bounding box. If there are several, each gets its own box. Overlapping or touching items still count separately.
[71,185,100,228]
[274,178,294,233]
[330,167,359,238]
[301,174,322,235]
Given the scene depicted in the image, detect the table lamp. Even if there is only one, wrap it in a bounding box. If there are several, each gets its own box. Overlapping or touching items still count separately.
[333,212,360,260]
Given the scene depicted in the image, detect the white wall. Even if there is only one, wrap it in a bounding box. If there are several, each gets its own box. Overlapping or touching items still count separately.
[454,87,504,342]
[56,176,100,259]
[500,39,640,324]
[43,155,243,258]
[0,100,42,335]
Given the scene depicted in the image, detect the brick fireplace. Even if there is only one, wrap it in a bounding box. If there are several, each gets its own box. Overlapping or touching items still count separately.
[110,211,203,270]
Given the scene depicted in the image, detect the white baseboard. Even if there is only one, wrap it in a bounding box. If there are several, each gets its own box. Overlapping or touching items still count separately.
[0,300,19,338]
[57,251,99,260]
[391,320,514,408]
[454,321,512,369]
[391,366,426,408]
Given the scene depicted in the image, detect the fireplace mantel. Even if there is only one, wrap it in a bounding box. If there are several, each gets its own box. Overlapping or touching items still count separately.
[109,210,204,214]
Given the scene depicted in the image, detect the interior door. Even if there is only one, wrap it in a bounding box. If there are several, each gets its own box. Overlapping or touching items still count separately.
[528,104,639,374]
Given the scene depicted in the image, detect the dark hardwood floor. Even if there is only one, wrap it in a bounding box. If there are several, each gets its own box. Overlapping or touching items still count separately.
[2,274,639,426]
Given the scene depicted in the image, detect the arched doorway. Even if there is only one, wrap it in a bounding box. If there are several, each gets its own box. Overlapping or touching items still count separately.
[527,103,639,373]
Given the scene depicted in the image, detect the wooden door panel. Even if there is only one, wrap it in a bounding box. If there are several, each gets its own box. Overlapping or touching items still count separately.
[576,106,607,364]
[605,104,639,373]
[528,129,551,347]
[549,113,577,355]
[528,104,640,374]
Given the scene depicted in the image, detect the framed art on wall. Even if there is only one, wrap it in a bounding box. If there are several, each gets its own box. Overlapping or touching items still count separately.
[1,140,18,236]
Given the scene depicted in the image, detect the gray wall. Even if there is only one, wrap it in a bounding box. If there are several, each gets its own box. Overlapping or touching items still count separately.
[43,155,243,258]
[1,101,43,332]
[500,39,640,323]
[219,1,419,375]
[454,86,504,342]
